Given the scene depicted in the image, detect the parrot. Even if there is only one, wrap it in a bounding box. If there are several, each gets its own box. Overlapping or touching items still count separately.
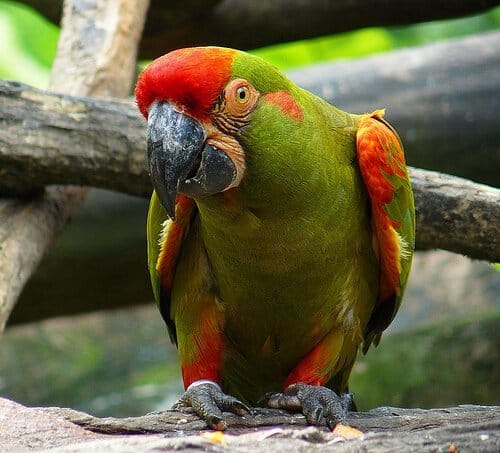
[135,46,415,430]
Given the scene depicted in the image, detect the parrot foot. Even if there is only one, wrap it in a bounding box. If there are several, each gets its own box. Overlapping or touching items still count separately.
[264,383,352,430]
[173,380,251,430]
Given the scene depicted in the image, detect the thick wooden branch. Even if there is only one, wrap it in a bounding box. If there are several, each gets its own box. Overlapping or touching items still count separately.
[411,169,499,260]
[0,96,499,262]
[0,82,146,197]
[2,31,498,190]
[0,0,149,333]
[18,0,500,59]
[61,405,500,437]
[3,398,499,451]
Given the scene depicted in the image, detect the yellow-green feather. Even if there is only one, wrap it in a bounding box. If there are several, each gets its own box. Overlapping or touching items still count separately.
[147,191,167,308]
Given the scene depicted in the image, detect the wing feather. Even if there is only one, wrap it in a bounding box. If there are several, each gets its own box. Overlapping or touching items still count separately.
[356,110,415,351]
[147,192,196,344]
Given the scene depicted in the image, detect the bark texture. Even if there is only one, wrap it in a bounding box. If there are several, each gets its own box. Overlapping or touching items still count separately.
[18,0,500,59]
[412,169,499,261]
[0,82,145,197]
[1,33,500,263]
[1,398,498,452]
[2,31,499,192]
[0,0,148,332]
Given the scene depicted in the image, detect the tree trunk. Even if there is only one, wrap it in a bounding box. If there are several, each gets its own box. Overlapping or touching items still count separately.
[0,0,149,332]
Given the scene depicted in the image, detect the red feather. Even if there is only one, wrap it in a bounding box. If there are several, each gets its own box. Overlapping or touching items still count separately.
[156,195,224,389]
[357,110,406,302]
[135,47,236,120]
[181,302,224,388]
[264,91,303,121]
[283,341,330,388]
[156,195,195,294]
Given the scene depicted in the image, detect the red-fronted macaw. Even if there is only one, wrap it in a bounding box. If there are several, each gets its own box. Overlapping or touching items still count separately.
[135,47,415,430]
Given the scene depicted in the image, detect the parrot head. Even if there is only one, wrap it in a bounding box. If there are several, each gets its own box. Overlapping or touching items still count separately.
[135,47,305,219]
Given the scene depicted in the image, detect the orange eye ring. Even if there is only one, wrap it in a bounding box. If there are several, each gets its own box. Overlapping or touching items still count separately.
[224,79,259,116]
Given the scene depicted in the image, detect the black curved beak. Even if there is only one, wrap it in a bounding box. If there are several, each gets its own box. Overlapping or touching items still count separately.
[147,101,205,219]
[147,101,237,220]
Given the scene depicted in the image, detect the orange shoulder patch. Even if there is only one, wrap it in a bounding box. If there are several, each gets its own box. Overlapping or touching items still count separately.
[356,111,406,302]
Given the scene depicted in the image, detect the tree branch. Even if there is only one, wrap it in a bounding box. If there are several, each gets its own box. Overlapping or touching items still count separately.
[0,82,145,198]
[2,31,498,190]
[4,399,499,452]
[0,0,149,333]
[0,92,498,262]
[411,168,499,261]
[18,0,500,59]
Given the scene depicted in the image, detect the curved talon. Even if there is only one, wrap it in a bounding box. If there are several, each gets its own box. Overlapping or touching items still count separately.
[264,383,353,429]
[173,380,251,430]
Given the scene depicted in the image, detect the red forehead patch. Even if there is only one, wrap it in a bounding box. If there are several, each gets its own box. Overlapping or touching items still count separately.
[135,47,236,120]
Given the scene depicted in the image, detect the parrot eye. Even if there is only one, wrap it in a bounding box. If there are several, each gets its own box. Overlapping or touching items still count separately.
[236,86,249,103]
[223,78,259,118]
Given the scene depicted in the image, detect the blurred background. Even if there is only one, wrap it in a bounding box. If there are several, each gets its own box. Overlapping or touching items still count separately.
[0,0,499,417]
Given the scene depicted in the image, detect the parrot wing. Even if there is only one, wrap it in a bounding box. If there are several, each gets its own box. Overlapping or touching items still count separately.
[356,110,415,352]
[147,191,196,344]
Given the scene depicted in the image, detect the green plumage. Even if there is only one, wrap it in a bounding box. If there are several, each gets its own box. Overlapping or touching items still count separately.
[146,50,414,404]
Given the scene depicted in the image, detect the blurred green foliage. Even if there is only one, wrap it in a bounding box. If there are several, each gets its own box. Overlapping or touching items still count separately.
[0,307,183,417]
[1,1,499,88]
[1,305,497,417]
[0,1,58,87]
[350,310,500,410]
[254,9,500,69]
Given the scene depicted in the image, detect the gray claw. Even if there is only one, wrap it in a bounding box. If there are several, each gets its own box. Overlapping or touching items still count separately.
[173,381,251,430]
[263,383,352,429]
[214,392,252,416]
